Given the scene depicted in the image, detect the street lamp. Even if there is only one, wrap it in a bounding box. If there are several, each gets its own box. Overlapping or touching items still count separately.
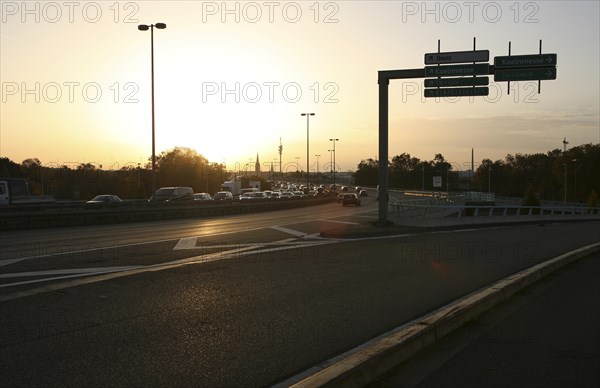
[138,22,166,200]
[488,164,492,193]
[295,156,300,183]
[328,150,333,173]
[234,162,240,181]
[329,138,339,187]
[315,154,321,186]
[301,113,315,189]
[563,163,567,204]
[572,159,578,203]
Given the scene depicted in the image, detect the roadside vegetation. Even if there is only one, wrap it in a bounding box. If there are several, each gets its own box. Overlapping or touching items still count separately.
[352,143,599,204]
[2,143,598,204]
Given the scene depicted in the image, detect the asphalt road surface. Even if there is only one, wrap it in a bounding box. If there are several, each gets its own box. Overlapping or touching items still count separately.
[372,252,600,388]
[1,197,598,386]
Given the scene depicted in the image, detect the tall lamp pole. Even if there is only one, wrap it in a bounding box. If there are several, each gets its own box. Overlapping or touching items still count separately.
[329,138,339,188]
[563,163,568,204]
[138,22,166,200]
[572,159,578,203]
[315,154,321,186]
[301,113,315,189]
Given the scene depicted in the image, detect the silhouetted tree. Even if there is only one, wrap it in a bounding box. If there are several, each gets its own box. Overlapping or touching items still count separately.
[153,147,226,194]
[353,158,380,186]
[0,157,22,177]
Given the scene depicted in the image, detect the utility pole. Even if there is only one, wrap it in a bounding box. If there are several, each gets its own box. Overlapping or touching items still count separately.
[278,138,283,175]
[315,154,321,186]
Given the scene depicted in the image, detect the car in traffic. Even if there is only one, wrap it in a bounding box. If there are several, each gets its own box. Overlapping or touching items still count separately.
[213,191,234,201]
[240,192,266,200]
[279,191,293,199]
[342,193,361,206]
[359,189,368,197]
[336,193,345,203]
[150,187,194,202]
[193,193,212,201]
[292,191,305,199]
[85,194,123,209]
[87,194,122,204]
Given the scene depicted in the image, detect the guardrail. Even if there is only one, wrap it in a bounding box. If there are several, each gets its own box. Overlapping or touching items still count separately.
[0,196,336,230]
[388,202,600,223]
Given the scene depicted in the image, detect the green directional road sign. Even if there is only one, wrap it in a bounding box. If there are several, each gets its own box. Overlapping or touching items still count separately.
[425,77,489,88]
[425,50,489,65]
[424,87,489,98]
[425,63,489,77]
[494,54,557,68]
[494,67,557,82]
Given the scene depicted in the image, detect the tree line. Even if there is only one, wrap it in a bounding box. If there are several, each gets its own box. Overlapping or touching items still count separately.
[0,147,227,200]
[3,143,598,204]
[352,143,599,205]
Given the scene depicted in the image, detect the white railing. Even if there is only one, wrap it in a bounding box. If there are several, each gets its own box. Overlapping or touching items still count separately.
[389,203,600,219]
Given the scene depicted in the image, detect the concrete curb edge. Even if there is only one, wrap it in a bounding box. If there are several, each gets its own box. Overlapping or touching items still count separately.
[274,242,600,388]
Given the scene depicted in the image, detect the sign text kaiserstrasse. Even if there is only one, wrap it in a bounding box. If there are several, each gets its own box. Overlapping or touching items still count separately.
[424,87,489,98]
[494,67,557,82]
[425,77,489,88]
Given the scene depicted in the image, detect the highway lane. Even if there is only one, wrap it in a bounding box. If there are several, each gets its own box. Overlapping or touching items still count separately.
[0,198,378,292]
[1,217,598,386]
[0,199,374,261]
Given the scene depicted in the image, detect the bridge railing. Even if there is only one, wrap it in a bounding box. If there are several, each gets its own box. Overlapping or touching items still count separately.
[389,203,600,219]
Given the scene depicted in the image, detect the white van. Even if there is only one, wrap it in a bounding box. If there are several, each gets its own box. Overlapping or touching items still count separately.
[151,187,194,202]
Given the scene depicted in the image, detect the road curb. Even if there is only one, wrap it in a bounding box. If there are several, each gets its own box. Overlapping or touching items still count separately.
[275,242,600,388]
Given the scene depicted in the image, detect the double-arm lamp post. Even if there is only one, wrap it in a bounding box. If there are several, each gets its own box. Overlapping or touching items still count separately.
[301,113,315,189]
[138,22,166,200]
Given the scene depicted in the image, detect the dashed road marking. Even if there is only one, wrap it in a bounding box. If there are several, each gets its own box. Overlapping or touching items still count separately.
[317,219,359,225]
[270,226,307,237]
[173,236,199,250]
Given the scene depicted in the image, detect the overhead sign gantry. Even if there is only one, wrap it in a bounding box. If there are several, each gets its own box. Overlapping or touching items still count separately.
[376,39,558,226]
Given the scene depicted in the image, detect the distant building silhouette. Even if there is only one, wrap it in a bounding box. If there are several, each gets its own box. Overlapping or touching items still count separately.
[255,153,261,177]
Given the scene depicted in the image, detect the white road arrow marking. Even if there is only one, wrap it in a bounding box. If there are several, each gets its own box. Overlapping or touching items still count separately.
[269,226,306,237]
[173,236,198,250]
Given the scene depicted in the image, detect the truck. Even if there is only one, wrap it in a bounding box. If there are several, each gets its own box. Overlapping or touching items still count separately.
[221,180,242,196]
[0,178,55,206]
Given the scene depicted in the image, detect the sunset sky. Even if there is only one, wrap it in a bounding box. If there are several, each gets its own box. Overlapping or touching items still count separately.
[1,1,599,173]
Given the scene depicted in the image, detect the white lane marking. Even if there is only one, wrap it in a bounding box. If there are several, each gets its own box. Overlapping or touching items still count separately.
[317,219,359,225]
[0,266,146,289]
[0,226,270,267]
[0,240,335,300]
[0,225,511,298]
[173,237,198,250]
[0,266,143,279]
[173,241,320,249]
[1,235,321,289]
[0,237,178,268]
[270,226,306,237]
